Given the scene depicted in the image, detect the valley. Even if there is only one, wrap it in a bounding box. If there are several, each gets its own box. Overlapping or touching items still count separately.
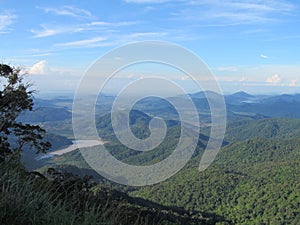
[18,91,300,224]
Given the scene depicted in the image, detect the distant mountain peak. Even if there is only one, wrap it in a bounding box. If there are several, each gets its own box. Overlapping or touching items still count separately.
[189,90,221,99]
[231,91,254,98]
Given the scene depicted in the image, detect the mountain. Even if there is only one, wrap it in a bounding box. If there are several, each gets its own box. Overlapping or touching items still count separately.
[230,91,254,98]
[96,109,180,140]
[189,90,222,99]
[33,97,74,109]
[262,93,300,104]
[16,93,300,224]
[21,133,72,170]
[41,108,208,169]
[225,118,300,142]
[228,98,300,118]
[1,161,229,225]
[132,97,179,121]
[84,92,300,124]
[18,107,71,123]
[132,137,300,224]
[225,91,258,105]
[131,92,271,123]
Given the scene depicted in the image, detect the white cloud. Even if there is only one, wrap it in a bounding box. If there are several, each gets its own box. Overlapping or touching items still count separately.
[215,65,300,87]
[31,20,138,38]
[0,11,16,33]
[54,37,106,48]
[38,6,95,20]
[260,54,269,59]
[188,0,293,12]
[52,31,170,49]
[30,25,63,38]
[89,21,138,27]
[172,0,294,25]
[129,32,168,38]
[289,79,298,87]
[28,60,47,75]
[266,74,281,83]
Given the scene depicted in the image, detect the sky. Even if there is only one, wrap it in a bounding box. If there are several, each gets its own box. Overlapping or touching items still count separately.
[1,0,300,96]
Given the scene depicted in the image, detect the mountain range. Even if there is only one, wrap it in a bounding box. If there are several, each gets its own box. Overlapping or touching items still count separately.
[16,91,300,224]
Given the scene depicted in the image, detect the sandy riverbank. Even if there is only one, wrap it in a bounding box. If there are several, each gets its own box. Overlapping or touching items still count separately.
[51,139,105,155]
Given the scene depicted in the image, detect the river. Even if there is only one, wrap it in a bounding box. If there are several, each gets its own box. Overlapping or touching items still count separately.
[37,139,105,160]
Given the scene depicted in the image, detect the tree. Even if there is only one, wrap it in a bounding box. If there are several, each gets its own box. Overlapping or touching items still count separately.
[0,64,51,161]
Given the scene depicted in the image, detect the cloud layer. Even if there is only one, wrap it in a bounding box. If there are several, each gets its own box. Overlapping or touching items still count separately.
[29,60,47,75]
[37,6,95,20]
[0,11,16,33]
[266,74,281,83]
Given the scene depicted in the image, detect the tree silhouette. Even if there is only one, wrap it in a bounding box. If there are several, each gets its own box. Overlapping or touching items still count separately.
[0,64,51,161]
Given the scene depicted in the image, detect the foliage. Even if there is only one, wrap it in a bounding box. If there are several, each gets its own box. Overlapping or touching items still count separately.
[40,107,300,224]
[21,133,72,170]
[11,85,300,224]
[0,162,102,225]
[0,161,226,225]
[0,64,50,161]
[225,118,300,142]
[132,137,300,224]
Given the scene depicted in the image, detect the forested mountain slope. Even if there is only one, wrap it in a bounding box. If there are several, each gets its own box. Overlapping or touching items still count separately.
[132,137,300,224]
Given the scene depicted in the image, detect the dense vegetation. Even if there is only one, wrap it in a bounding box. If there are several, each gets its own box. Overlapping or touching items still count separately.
[34,112,300,224]
[2,64,300,224]
[1,64,228,224]
[2,161,229,225]
[0,64,51,161]
[132,137,300,224]
[225,118,300,142]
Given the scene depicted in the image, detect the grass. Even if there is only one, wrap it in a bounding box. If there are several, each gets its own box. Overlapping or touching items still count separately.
[0,162,104,225]
[1,159,223,225]
[0,162,162,225]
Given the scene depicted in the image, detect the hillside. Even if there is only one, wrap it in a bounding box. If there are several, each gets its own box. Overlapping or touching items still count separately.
[0,161,228,225]
[16,94,300,225]
[38,109,208,173]
[18,107,71,123]
[30,108,300,224]
[131,137,300,224]
[225,118,300,142]
[20,133,72,170]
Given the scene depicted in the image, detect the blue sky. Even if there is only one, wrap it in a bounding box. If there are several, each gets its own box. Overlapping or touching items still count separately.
[1,0,300,95]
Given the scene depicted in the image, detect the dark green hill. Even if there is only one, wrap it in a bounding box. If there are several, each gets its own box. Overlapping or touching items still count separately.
[21,97,300,224]
[45,106,208,168]
[132,137,300,224]
[98,109,153,137]
[1,161,228,225]
[225,118,300,142]
[21,133,72,170]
